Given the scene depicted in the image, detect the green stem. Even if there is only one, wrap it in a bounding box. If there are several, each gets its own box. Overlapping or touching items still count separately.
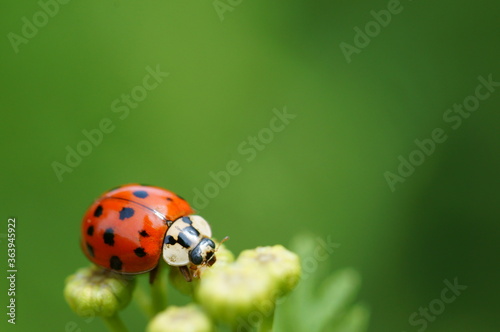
[134,285,154,318]
[258,308,275,332]
[150,263,167,315]
[102,314,129,332]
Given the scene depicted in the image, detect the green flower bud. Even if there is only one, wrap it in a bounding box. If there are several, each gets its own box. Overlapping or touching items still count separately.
[147,305,213,332]
[238,245,301,296]
[195,263,274,328]
[169,266,199,297]
[211,242,235,268]
[170,242,235,296]
[64,266,135,317]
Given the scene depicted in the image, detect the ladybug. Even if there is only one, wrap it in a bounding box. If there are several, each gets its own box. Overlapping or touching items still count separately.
[81,184,221,281]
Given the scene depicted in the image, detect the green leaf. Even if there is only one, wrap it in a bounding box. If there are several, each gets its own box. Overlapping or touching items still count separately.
[327,303,370,332]
[312,268,361,331]
[274,235,370,332]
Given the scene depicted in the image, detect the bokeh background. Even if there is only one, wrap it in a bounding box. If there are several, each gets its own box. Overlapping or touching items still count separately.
[1,0,499,331]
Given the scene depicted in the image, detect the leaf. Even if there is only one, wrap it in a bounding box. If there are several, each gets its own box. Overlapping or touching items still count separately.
[312,268,361,331]
[274,235,370,332]
[327,303,370,332]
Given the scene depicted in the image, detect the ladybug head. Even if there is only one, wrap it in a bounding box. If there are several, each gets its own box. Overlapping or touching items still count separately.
[189,238,216,266]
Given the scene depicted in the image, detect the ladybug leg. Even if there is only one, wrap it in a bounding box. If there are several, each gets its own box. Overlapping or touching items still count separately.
[149,264,159,284]
[179,266,192,282]
[189,264,205,279]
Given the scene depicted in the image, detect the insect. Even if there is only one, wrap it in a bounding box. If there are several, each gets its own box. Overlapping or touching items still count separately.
[80,184,224,282]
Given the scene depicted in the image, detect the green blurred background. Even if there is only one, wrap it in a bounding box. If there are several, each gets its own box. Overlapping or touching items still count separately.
[1,0,499,331]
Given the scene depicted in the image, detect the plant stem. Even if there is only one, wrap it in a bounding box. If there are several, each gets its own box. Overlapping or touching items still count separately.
[258,308,275,332]
[150,263,167,315]
[134,285,154,318]
[102,314,129,332]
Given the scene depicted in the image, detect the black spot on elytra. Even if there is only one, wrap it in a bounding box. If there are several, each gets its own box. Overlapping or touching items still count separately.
[110,256,122,270]
[94,205,103,217]
[86,243,94,257]
[166,197,173,202]
[87,226,94,236]
[177,232,192,249]
[133,190,149,199]
[103,228,115,246]
[119,207,135,220]
[134,247,147,257]
[181,216,192,225]
[139,230,149,237]
[164,235,176,245]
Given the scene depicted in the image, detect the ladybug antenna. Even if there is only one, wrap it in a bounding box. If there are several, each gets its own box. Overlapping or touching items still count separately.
[215,236,229,252]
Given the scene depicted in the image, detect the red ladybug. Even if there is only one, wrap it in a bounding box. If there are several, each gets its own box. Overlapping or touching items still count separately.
[81,184,219,281]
